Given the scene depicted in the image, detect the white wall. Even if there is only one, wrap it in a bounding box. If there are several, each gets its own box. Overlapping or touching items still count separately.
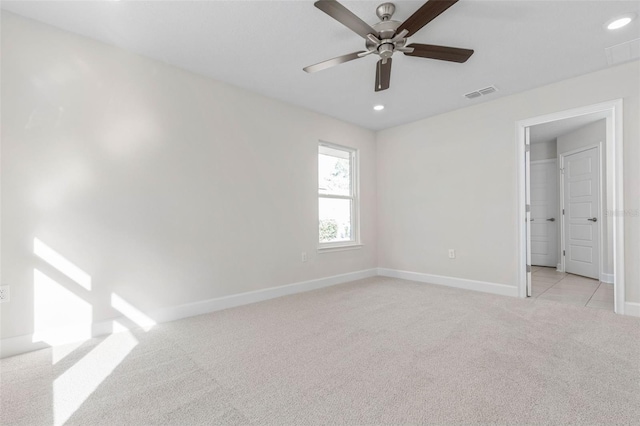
[531,139,557,161]
[558,120,606,155]
[557,119,612,278]
[0,13,377,343]
[377,60,640,304]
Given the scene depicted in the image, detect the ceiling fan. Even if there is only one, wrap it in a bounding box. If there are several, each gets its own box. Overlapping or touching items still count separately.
[303,0,474,92]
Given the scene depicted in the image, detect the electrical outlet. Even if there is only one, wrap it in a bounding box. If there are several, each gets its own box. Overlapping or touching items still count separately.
[301,251,308,262]
[448,249,456,259]
[0,285,10,303]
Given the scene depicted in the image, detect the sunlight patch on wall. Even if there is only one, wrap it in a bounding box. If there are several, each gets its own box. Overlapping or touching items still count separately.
[111,293,156,331]
[34,238,92,290]
[53,320,138,426]
[32,269,92,346]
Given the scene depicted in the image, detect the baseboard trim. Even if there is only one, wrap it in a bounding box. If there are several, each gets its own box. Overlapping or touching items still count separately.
[624,302,640,318]
[150,268,377,323]
[0,336,49,359]
[2,268,634,358]
[1,268,377,359]
[377,268,519,298]
[1,320,117,360]
[600,273,614,284]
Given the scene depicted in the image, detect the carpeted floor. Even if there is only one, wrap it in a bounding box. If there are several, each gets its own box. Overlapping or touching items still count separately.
[2,276,640,425]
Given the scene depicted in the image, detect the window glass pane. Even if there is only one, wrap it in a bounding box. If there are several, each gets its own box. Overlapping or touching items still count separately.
[319,150,351,196]
[319,198,352,243]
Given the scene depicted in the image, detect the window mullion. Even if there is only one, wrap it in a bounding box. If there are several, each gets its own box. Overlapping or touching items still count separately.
[319,194,353,201]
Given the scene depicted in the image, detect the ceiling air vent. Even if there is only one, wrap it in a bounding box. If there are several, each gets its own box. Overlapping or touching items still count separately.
[464,85,498,100]
[605,38,640,66]
[478,86,497,95]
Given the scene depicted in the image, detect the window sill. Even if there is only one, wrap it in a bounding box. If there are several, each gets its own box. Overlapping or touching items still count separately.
[317,244,363,253]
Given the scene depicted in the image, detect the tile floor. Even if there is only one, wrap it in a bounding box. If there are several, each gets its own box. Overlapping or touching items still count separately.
[531,266,614,310]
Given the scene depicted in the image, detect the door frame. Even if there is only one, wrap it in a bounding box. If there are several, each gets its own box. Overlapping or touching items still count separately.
[558,144,604,279]
[516,99,625,314]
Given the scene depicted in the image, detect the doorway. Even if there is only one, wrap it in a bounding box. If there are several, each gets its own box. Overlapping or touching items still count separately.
[517,100,625,314]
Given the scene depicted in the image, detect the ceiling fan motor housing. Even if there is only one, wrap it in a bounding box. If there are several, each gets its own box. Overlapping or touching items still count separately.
[373,20,401,40]
[365,20,406,57]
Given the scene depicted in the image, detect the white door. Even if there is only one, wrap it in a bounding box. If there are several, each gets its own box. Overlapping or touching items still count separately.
[563,147,600,279]
[530,160,558,267]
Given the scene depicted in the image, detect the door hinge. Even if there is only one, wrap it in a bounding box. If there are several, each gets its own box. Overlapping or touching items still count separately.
[525,144,530,152]
[526,264,531,273]
[526,204,531,212]
[563,250,566,256]
[562,208,565,215]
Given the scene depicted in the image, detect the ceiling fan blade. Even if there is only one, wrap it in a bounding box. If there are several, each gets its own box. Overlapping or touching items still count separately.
[315,0,377,39]
[375,58,392,92]
[397,0,459,37]
[404,43,474,63]
[303,51,366,73]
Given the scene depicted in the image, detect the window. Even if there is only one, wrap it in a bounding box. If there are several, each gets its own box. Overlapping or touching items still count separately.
[318,142,359,249]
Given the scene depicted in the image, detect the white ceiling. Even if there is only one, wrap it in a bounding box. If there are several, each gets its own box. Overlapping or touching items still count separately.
[530,110,608,145]
[2,0,639,130]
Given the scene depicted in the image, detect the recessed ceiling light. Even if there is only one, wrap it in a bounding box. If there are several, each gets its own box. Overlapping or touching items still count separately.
[606,14,635,30]
[373,105,385,111]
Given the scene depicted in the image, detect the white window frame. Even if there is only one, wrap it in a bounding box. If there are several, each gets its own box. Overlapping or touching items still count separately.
[318,141,361,252]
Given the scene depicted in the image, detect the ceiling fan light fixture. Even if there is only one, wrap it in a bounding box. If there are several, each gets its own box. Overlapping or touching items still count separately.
[373,105,385,111]
[606,14,635,30]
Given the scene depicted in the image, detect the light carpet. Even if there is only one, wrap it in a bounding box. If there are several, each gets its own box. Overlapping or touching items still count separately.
[2,276,639,425]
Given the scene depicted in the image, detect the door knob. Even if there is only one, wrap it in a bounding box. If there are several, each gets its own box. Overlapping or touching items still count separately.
[587,217,597,222]
[546,218,555,222]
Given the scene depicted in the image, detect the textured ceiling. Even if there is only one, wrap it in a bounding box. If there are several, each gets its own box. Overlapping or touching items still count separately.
[2,1,639,130]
